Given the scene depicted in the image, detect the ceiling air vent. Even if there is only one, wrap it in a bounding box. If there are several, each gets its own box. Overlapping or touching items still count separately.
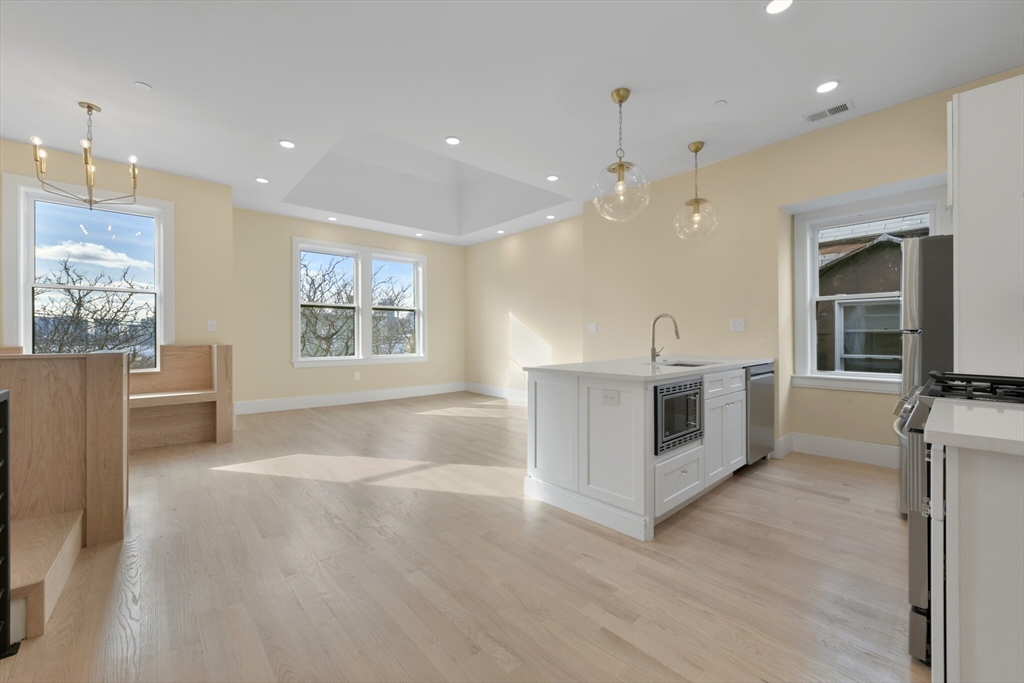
[805,100,856,124]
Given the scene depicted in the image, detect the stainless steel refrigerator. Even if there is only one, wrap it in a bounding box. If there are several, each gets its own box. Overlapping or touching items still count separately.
[897,234,953,664]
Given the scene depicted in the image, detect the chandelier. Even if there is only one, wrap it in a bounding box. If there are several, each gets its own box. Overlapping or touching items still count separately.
[30,102,139,209]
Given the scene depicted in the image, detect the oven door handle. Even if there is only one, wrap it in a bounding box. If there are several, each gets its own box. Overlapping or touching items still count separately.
[687,393,699,429]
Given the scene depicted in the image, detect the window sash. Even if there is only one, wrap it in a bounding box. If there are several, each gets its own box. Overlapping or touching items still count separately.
[817,295,902,375]
[292,237,426,365]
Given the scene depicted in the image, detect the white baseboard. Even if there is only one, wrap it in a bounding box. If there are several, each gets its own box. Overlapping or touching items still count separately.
[235,382,468,415]
[773,433,794,459]
[524,476,650,541]
[465,382,507,399]
[781,432,899,469]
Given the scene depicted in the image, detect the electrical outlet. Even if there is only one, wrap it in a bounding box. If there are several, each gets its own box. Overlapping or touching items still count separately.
[588,322,598,333]
[207,319,217,332]
[601,390,620,407]
[354,371,360,380]
[730,318,745,332]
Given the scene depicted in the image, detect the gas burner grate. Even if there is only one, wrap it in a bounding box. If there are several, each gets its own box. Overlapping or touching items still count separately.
[927,371,1024,404]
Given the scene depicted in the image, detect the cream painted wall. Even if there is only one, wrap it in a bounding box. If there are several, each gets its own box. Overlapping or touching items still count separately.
[0,138,234,346]
[232,208,465,402]
[464,217,585,391]
[465,67,1024,447]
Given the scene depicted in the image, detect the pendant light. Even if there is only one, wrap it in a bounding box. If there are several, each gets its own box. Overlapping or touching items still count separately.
[592,88,650,222]
[674,141,718,242]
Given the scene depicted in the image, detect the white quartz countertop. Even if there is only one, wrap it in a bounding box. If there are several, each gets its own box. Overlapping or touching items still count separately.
[523,355,773,384]
[924,398,1024,456]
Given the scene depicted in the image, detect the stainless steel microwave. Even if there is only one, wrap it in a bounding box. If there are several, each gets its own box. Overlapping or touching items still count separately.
[655,379,702,455]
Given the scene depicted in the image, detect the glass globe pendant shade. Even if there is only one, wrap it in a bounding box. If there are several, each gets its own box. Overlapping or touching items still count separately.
[674,198,719,242]
[592,161,651,222]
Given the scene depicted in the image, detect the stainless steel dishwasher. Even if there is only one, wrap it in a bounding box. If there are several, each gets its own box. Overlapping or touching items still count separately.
[746,363,775,464]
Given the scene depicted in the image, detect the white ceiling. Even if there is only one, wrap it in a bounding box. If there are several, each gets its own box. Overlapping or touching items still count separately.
[1,1,1022,245]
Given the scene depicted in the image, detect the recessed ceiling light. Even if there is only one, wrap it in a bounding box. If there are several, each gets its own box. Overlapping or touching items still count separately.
[816,81,839,94]
[497,230,505,234]
[327,216,337,221]
[279,140,295,149]
[765,0,792,14]
[546,215,555,220]
[134,81,152,91]
[546,175,559,181]
[415,233,423,237]
[445,136,460,145]
[255,177,269,184]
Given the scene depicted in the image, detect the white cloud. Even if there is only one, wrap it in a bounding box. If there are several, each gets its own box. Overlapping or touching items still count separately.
[35,241,153,270]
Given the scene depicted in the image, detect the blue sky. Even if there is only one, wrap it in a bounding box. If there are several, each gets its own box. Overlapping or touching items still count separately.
[34,201,156,288]
[372,259,414,307]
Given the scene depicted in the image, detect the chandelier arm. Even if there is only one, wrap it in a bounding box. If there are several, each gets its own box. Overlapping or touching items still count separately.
[37,180,90,203]
[92,194,138,206]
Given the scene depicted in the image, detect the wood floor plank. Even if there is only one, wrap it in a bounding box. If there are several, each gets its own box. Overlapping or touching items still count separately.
[1,391,929,683]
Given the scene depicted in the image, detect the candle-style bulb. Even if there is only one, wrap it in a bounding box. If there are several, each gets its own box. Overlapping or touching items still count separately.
[128,155,138,164]
[30,136,42,145]
[80,139,91,149]
[38,149,48,159]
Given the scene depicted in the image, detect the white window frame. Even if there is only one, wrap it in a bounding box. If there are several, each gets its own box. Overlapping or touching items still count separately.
[292,236,427,368]
[2,173,175,371]
[793,186,944,394]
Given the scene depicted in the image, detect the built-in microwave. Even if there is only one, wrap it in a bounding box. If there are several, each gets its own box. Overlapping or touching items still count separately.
[655,379,702,455]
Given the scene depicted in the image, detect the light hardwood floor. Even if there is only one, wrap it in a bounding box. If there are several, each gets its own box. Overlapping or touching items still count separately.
[1,391,929,682]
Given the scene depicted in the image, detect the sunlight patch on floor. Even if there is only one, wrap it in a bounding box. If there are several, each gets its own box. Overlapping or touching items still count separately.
[212,453,524,496]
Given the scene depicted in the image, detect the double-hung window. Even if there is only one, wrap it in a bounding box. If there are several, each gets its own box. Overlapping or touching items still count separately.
[2,175,173,370]
[794,187,943,393]
[292,237,426,366]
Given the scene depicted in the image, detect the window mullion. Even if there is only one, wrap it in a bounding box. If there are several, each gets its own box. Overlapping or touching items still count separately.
[359,251,373,358]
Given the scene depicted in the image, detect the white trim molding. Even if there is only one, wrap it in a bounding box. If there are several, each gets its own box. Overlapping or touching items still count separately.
[791,373,900,394]
[465,382,508,399]
[778,432,899,469]
[524,475,650,541]
[236,382,467,415]
[2,172,175,353]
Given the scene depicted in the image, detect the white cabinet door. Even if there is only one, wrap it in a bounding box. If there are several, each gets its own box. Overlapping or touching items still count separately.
[953,75,1024,376]
[724,392,747,473]
[578,377,646,514]
[703,369,745,400]
[703,394,727,486]
[528,371,578,491]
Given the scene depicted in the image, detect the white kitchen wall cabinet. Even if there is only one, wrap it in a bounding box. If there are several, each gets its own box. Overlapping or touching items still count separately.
[950,75,1024,376]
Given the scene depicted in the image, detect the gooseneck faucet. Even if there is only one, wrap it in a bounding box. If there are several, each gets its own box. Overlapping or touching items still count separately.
[651,313,680,363]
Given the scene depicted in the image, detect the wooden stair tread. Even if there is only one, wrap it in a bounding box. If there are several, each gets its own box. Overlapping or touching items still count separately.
[129,389,216,408]
[11,510,83,593]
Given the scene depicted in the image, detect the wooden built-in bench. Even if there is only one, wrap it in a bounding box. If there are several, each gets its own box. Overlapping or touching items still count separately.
[129,345,233,450]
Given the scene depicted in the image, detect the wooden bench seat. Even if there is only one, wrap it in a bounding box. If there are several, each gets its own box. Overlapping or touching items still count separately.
[129,389,217,409]
[11,510,84,640]
[128,345,232,450]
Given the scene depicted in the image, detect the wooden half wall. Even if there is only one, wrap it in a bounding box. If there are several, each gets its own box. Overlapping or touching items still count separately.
[0,351,128,546]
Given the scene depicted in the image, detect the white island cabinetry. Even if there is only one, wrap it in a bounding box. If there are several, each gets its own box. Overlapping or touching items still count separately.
[525,355,772,541]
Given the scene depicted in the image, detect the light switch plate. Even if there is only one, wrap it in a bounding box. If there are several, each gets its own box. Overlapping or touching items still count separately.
[588,322,598,333]
[730,318,745,332]
[601,390,620,406]
[354,371,360,380]
[207,319,217,332]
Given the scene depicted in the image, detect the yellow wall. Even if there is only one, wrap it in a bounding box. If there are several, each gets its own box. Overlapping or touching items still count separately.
[232,209,465,402]
[0,138,234,346]
[464,67,1024,446]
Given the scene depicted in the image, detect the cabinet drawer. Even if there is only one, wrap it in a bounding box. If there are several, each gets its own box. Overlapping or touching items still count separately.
[704,369,745,399]
[655,445,704,517]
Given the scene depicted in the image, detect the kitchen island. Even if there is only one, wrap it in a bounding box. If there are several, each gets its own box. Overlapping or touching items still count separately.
[523,355,773,541]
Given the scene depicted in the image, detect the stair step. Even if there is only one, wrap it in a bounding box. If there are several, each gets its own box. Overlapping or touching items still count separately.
[10,510,83,640]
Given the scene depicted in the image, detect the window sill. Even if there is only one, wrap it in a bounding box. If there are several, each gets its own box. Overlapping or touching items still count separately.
[791,373,901,395]
[292,355,428,369]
